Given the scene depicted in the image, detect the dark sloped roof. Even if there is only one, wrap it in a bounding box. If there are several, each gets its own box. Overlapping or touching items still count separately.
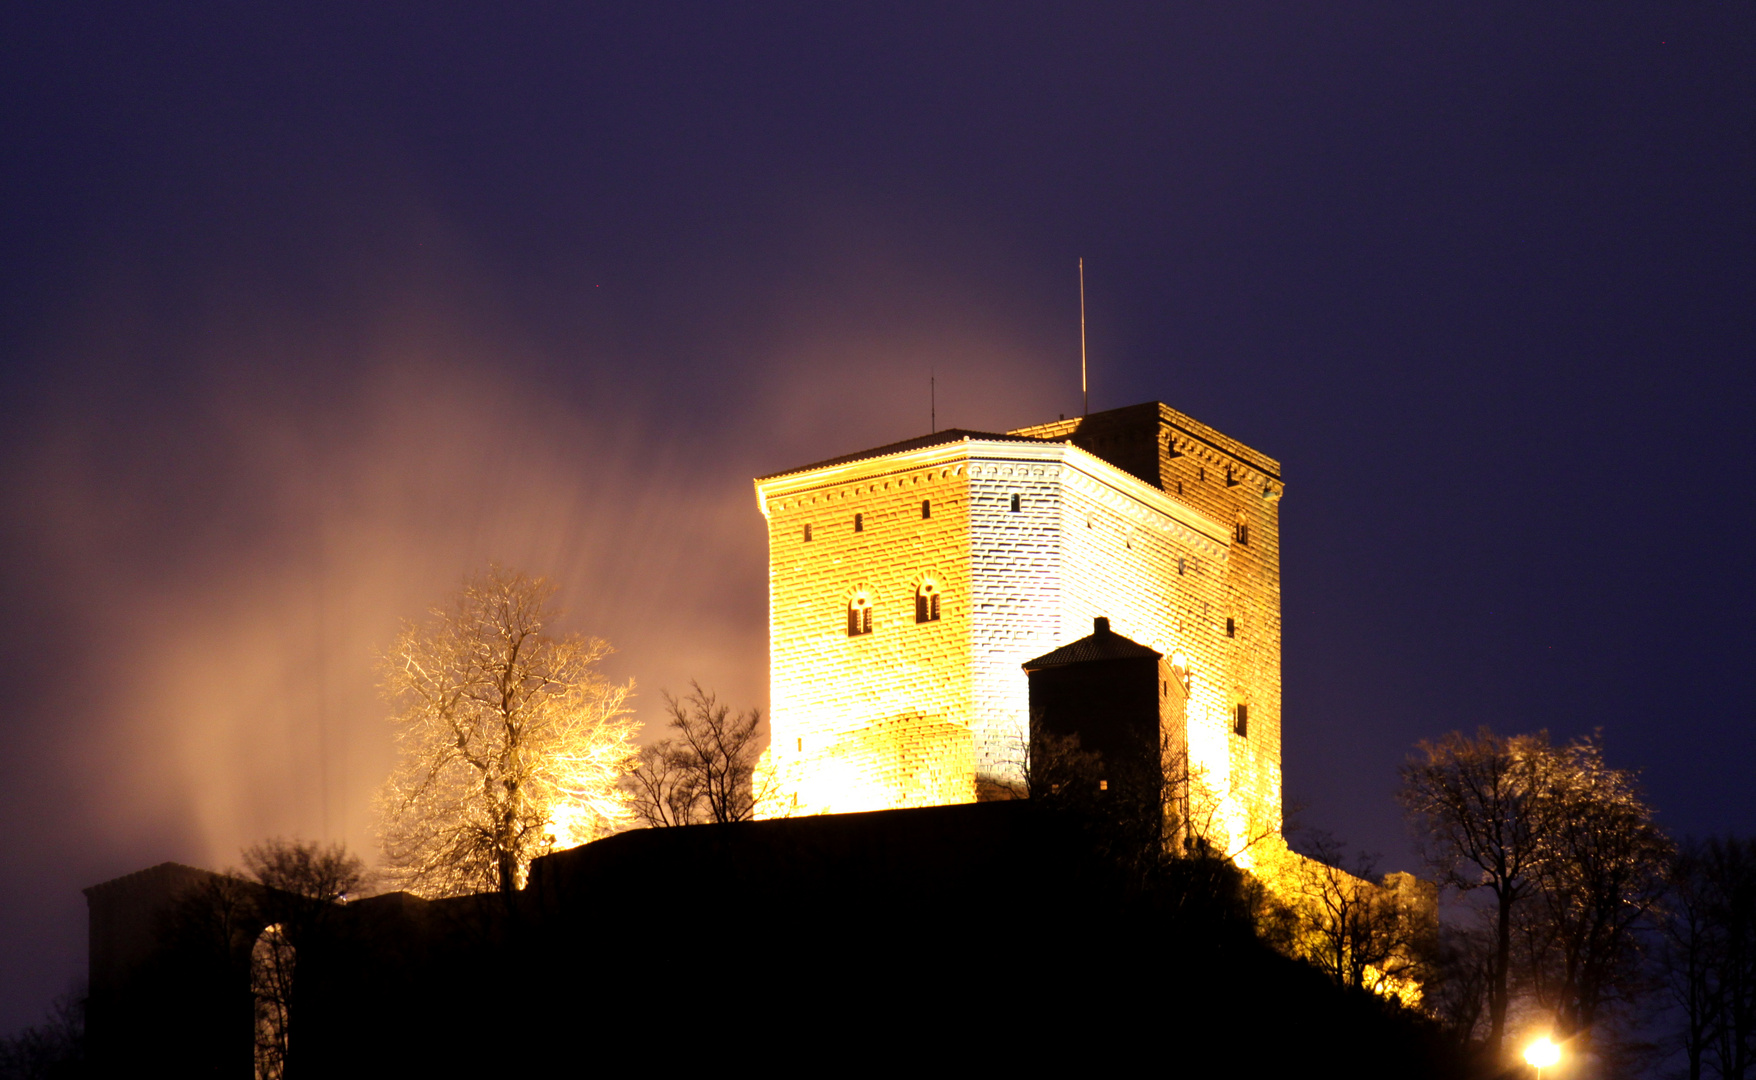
[83,860,218,897]
[757,429,1054,482]
[1022,618,1161,670]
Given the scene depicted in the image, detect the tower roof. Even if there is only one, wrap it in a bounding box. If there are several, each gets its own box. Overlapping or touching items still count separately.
[756,429,1053,482]
[1022,617,1161,671]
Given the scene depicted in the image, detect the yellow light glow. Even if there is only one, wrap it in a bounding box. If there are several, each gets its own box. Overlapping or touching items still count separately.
[1524,1036,1561,1069]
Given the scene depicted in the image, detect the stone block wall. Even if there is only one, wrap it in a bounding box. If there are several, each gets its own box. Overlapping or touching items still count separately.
[755,404,1283,847]
[759,452,977,814]
[966,453,1064,787]
[1015,405,1284,856]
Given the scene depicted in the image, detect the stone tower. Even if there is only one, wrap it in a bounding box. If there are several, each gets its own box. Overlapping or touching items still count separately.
[753,402,1283,859]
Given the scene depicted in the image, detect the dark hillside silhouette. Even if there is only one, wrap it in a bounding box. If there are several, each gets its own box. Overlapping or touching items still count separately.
[88,802,1463,1075]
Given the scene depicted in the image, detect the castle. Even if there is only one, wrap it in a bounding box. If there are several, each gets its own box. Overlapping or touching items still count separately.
[753,401,1284,863]
[79,400,1445,1075]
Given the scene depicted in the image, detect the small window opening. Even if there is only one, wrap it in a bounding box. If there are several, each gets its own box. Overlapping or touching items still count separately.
[796,737,802,753]
[1234,704,1249,737]
[854,512,864,533]
[803,524,813,542]
[921,500,931,519]
[1198,466,1206,482]
[1099,780,1108,792]
[1177,557,1186,576]
[1226,617,1236,638]
[1176,480,1184,495]
[1234,512,1249,545]
[1010,493,1021,513]
[847,596,873,636]
[915,581,941,623]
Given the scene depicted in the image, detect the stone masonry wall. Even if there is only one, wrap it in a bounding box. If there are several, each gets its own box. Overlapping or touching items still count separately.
[1016,405,1284,855]
[756,403,1283,847]
[759,453,976,815]
[966,454,1063,789]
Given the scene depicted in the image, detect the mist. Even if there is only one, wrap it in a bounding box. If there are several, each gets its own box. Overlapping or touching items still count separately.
[0,185,1080,1027]
[6,0,1753,1041]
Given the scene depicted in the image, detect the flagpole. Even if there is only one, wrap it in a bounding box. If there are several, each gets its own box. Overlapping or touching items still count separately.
[1079,257,1088,417]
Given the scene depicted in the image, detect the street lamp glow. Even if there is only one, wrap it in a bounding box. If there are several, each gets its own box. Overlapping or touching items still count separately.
[1524,1036,1561,1071]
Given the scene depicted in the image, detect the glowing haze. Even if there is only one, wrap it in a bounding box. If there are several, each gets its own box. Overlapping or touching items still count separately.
[4,1,1752,1040]
[7,246,1071,872]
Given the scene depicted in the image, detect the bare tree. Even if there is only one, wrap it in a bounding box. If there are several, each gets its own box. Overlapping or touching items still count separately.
[1663,837,1756,1080]
[1399,728,1559,1057]
[995,718,1276,876]
[1424,920,1497,1049]
[626,683,775,826]
[625,741,701,828]
[377,566,639,896]
[241,839,367,1080]
[1668,842,1723,1080]
[0,987,85,1080]
[1285,833,1427,996]
[1517,736,1670,1047]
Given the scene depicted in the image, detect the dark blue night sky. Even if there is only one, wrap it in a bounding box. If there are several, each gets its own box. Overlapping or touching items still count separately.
[1,2,1752,1032]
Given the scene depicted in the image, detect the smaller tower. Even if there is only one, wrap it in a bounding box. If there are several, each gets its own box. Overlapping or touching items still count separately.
[1023,617,1187,845]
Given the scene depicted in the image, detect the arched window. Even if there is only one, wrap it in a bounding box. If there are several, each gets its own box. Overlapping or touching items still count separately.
[1234,511,1249,545]
[847,594,873,636]
[915,580,941,623]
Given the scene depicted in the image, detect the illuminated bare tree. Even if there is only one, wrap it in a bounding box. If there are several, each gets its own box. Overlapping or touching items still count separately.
[1284,833,1426,995]
[1517,737,1670,1048]
[1399,728,1559,1058]
[377,566,639,897]
[626,683,776,826]
[1403,729,1670,1061]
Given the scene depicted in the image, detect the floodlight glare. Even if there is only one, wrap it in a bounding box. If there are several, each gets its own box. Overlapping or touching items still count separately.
[1524,1036,1561,1071]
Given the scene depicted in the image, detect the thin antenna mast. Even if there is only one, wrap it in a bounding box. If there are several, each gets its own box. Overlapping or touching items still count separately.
[1079,257,1088,416]
[931,368,936,433]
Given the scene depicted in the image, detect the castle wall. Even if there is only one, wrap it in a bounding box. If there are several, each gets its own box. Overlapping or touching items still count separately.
[756,404,1283,846]
[760,451,976,814]
[1015,406,1284,856]
[965,453,1063,789]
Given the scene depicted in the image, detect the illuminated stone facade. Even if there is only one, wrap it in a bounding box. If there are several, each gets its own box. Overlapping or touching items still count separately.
[753,402,1284,859]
